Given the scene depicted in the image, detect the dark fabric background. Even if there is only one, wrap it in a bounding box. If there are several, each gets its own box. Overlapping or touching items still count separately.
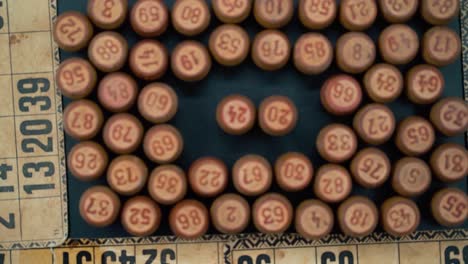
[59,0,467,238]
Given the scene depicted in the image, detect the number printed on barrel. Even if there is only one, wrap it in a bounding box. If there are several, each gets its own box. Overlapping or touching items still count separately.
[354,104,395,144]
[375,68,398,92]
[379,24,419,64]
[144,88,171,112]
[326,132,351,151]
[144,125,183,163]
[315,165,352,203]
[56,58,97,99]
[137,1,161,24]
[281,161,306,182]
[306,0,334,17]
[79,186,120,227]
[170,200,208,238]
[103,114,143,154]
[407,65,444,104]
[149,165,187,205]
[423,27,461,66]
[121,196,161,236]
[441,103,468,130]
[258,0,286,17]
[253,194,292,233]
[240,162,267,191]
[59,62,86,88]
[211,194,250,233]
[321,75,362,115]
[275,152,313,191]
[98,73,137,112]
[210,25,250,66]
[407,124,431,145]
[252,30,290,70]
[212,0,251,23]
[340,0,377,30]
[294,33,333,74]
[84,194,111,218]
[53,12,93,51]
[329,80,357,107]
[431,98,468,136]
[217,31,242,56]
[397,117,435,156]
[96,38,121,61]
[422,0,459,25]
[359,157,385,180]
[441,151,466,174]
[259,202,287,227]
[88,0,127,29]
[217,95,255,135]
[379,0,418,22]
[107,156,147,195]
[130,40,168,80]
[386,202,418,234]
[325,129,353,155]
[226,100,249,126]
[299,0,336,29]
[138,83,178,124]
[88,32,128,72]
[221,0,246,14]
[155,172,181,195]
[258,33,287,60]
[295,200,334,239]
[341,198,378,236]
[441,195,466,220]
[233,155,272,196]
[176,208,202,231]
[254,0,293,28]
[172,0,210,35]
[130,0,168,37]
[351,148,390,188]
[302,36,328,60]
[433,189,468,226]
[364,64,403,103]
[392,157,431,197]
[180,50,199,71]
[64,100,103,140]
[336,32,376,73]
[172,41,211,81]
[189,157,228,197]
[317,124,357,162]
[304,205,331,231]
[259,96,297,136]
[431,28,457,54]
[430,144,468,182]
[68,142,108,181]
[430,0,456,15]
[150,132,176,159]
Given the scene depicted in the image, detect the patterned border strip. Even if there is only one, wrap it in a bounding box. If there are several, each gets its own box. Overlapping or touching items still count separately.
[463,0,467,100]
[38,229,465,248]
[229,229,468,251]
[59,234,233,247]
[52,0,70,247]
[461,0,468,144]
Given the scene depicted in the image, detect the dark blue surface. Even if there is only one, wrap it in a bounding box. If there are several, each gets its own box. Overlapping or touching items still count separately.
[59,0,467,238]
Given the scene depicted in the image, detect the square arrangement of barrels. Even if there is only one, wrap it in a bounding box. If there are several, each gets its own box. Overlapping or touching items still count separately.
[54,0,467,240]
